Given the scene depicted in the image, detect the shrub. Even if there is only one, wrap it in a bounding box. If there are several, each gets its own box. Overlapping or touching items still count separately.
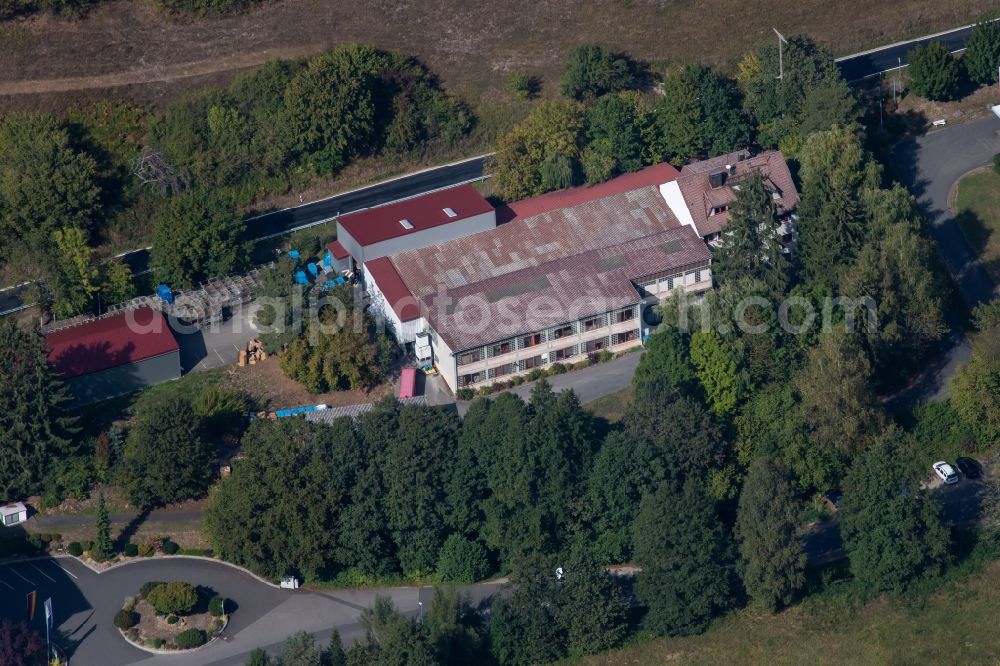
[146,581,198,616]
[161,539,180,555]
[598,349,614,363]
[550,362,568,375]
[138,543,154,557]
[455,387,475,401]
[437,534,491,583]
[140,581,166,598]
[167,615,179,625]
[114,609,138,630]
[67,542,83,557]
[124,543,139,557]
[174,628,207,649]
[510,375,525,386]
[560,43,637,100]
[208,595,226,617]
[146,638,165,649]
[40,487,61,509]
[993,153,1000,176]
[526,368,546,382]
[507,71,534,99]
[123,596,137,612]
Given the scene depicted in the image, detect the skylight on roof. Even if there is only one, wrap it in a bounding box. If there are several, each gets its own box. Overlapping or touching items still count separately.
[443,207,457,218]
[399,219,414,230]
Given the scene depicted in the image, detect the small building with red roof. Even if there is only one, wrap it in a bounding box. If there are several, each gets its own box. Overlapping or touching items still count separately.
[46,308,181,405]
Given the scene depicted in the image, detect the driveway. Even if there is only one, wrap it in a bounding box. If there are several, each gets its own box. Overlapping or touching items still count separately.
[892,116,999,308]
[456,351,641,416]
[0,556,502,666]
[886,116,1000,405]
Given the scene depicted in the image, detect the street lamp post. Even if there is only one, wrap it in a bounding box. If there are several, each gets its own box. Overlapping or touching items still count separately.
[417,601,423,623]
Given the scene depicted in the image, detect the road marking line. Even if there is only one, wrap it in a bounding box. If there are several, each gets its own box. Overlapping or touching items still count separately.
[0,577,13,590]
[30,564,56,583]
[8,568,33,585]
[50,561,78,580]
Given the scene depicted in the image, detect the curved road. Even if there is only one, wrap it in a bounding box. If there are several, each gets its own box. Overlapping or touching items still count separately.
[0,555,500,666]
[885,116,1000,405]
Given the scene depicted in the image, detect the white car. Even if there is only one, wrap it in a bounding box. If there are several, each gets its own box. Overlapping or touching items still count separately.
[933,461,959,485]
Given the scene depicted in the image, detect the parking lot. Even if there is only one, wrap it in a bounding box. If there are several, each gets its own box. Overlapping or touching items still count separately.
[0,557,95,655]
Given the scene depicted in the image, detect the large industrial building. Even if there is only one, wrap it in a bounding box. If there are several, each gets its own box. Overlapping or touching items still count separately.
[324,150,797,393]
[45,308,181,405]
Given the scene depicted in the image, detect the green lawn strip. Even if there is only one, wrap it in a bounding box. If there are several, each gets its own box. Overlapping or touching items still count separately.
[584,386,634,423]
[954,168,1000,284]
[566,557,1000,666]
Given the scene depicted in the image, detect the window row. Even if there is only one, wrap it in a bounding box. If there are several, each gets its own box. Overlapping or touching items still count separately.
[456,306,639,365]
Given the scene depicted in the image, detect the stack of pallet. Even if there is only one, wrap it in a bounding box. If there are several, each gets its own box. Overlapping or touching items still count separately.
[238,338,269,366]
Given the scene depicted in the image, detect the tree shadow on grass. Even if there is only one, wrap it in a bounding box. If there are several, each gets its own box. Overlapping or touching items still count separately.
[953,208,1000,280]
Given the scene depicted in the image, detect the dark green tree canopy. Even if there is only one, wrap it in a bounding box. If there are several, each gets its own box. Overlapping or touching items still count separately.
[964,20,1000,85]
[633,479,735,636]
[711,171,790,296]
[906,41,962,101]
[735,458,805,611]
[122,396,213,510]
[0,318,74,499]
[560,44,637,100]
[151,188,249,289]
[840,428,951,593]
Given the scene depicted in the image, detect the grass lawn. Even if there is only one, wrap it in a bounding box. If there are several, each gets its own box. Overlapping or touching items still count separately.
[954,168,1000,284]
[584,386,634,423]
[567,560,1000,666]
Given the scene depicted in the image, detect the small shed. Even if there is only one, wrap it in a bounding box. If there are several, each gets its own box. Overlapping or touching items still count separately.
[1,502,28,527]
[399,367,417,399]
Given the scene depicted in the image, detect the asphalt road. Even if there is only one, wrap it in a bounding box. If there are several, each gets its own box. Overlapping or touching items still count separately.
[835,20,991,82]
[2,18,996,316]
[0,555,502,666]
[0,155,489,316]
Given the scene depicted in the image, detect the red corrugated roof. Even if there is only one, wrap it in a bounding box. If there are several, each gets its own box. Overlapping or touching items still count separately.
[327,240,350,260]
[399,367,417,399]
[337,184,493,247]
[46,308,179,380]
[496,162,680,224]
[366,256,420,322]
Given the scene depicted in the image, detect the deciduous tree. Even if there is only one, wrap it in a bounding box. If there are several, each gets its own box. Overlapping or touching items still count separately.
[121,397,213,509]
[151,188,249,288]
[840,428,950,593]
[560,44,636,100]
[633,479,735,636]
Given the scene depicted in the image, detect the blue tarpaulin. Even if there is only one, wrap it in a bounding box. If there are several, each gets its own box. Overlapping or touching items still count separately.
[323,250,333,267]
[156,284,174,305]
[295,270,309,285]
[289,249,300,260]
[307,263,319,277]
